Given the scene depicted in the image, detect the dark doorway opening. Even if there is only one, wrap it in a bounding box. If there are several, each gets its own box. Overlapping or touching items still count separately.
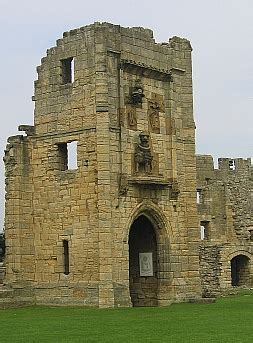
[231,255,250,286]
[128,215,158,307]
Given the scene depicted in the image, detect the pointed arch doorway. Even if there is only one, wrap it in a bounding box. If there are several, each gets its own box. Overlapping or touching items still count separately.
[128,215,158,307]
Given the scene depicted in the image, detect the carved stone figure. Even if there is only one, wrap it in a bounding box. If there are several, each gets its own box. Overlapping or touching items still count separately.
[148,100,160,133]
[129,79,144,105]
[135,131,153,174]
[127,107,137,129]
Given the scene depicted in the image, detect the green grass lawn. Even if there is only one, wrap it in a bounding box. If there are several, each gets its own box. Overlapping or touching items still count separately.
[0,291,252,343]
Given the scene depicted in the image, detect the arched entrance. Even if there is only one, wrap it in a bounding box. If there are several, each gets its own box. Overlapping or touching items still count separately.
[231,255,250,286]
[128,215,158,307]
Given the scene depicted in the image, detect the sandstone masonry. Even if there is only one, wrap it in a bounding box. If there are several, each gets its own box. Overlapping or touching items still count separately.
[197,156,253,296]
[2,23,252,307]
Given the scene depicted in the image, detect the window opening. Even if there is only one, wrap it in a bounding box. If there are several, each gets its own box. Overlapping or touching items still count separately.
[249,230,253,241]
[57,143,68,171]
[200,225,205,240]
[67,141,78,169]
[63,240,70,275]
[200,221,210,240]
[0,233,5,262]
[61,57,74,84]
[197,189,201,204]
[57,141,77,170]
[229,159,236,171]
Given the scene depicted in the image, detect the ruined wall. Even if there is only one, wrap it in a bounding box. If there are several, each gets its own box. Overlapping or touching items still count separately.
[199,245,221,297]
[196,155,253,293]
[4,23,252,307]
[4,23,202,307]
[4,135,35,287]
[217,158,253,240]
[196,155,253,242]
[196,155,234,242]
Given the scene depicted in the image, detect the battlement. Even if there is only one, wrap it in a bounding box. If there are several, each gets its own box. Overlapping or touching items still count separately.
[218,157,252,173]
[197,155,252,175]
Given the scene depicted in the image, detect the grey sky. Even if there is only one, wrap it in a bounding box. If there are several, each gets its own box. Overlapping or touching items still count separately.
[0,0,252,230]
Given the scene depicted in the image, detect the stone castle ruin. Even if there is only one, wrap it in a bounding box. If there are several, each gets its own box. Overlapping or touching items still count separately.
[1,23,252,307]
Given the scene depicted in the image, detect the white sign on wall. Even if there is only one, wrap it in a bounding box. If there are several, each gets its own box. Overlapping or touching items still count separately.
[139,252,153,276]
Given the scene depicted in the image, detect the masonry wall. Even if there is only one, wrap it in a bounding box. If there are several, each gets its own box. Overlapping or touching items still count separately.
[4,136,35,288]
[217,158,253,239]
[196,155,253,294]
[4,23,202,307]
[199,245,221,297]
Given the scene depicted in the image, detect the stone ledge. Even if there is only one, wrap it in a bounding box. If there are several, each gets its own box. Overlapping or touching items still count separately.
[129,176,171,186]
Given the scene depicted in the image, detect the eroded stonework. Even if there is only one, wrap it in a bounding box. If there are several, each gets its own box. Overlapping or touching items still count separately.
[197,156,253,296]
[1,23,252,307]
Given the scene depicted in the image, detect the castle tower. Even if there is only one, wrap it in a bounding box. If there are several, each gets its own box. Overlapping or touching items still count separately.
[4,23,201,307]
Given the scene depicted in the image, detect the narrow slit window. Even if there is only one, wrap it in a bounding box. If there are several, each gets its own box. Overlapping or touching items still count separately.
[61,57,74,84]
[63,240,70,275]
[200,225,205,240]
[197,190,201,204]
[249,230,253,241]
[200,221,210,240]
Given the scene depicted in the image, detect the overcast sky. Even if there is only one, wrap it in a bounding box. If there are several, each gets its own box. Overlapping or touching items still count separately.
[0,0,252,230]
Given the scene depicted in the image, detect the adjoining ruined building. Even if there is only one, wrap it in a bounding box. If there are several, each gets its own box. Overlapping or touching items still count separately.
[1,23,252,307]
[197,156,253,297]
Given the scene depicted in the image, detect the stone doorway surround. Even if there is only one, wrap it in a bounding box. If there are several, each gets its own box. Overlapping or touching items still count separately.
[129,215,158,306]
[126,202,172,307]
[219,249,253,290]
[231,255,250,287]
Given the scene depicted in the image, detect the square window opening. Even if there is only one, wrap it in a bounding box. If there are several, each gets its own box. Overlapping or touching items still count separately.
[57,141,78,170]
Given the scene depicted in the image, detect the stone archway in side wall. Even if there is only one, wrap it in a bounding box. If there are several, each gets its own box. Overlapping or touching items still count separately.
[231,255,250,287]
[126,202,172,307]
[219,249,252,289]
